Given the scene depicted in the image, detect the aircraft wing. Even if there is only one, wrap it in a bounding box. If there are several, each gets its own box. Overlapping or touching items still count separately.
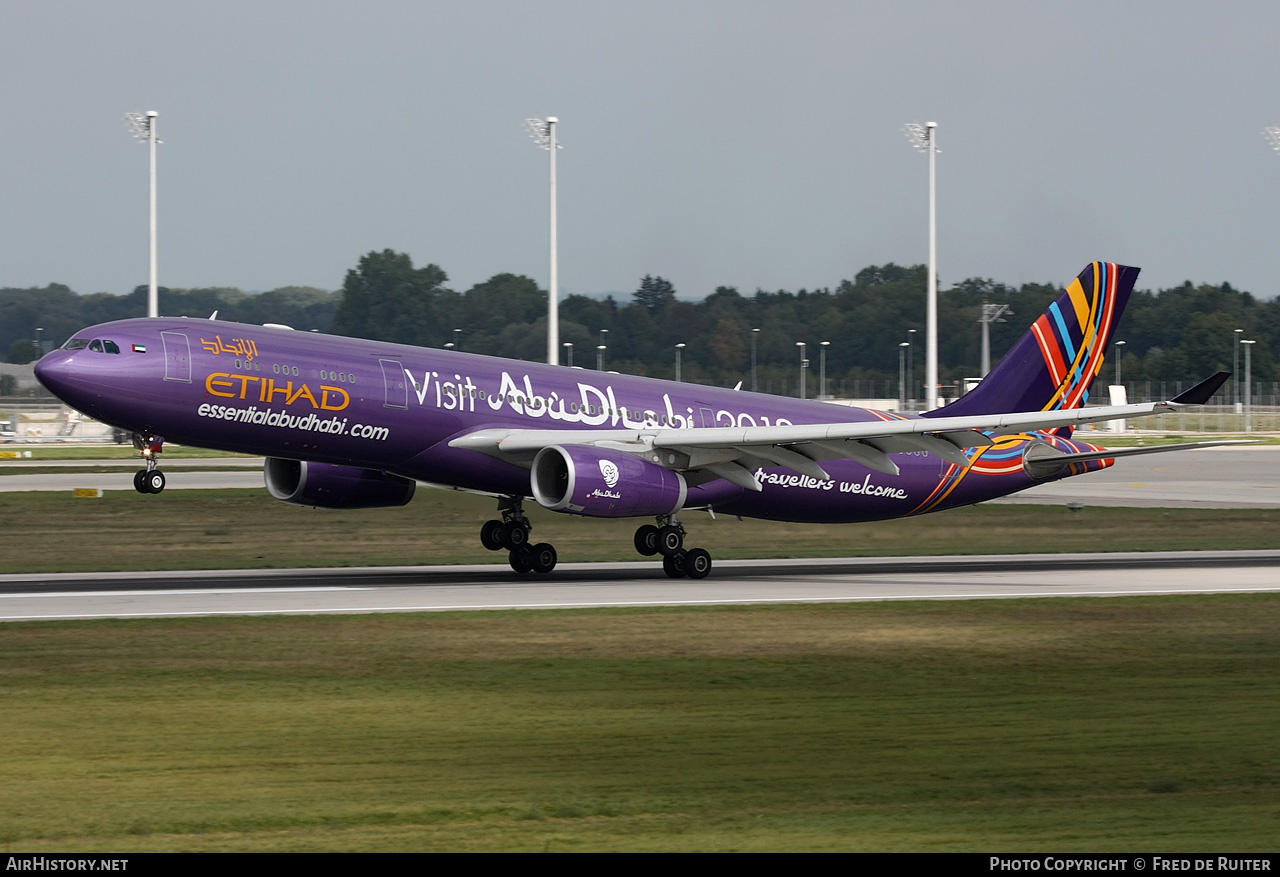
[448,372,1232,492]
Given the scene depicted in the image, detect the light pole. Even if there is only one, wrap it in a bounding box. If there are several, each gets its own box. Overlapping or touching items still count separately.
[453,327,461,352]
[1114,340,1126,387]
[525,116,561,365]
[979,301,1011,377]
[899,342,910,409]
[563,342,573,367]
[1234,328,1244,414]
[125,110,160,318]
[751,328,760,392]
[1264,125,1280,155]
[796,342,807,399]
[596,344,606,372]
[904,121,939,410]
[907,328,916,410]
[1241,340,1256,433]
[675,343,685,382]
[35,327,43,355]
[819,341,830,399]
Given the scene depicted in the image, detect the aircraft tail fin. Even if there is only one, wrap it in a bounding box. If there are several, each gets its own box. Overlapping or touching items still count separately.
[926,261,1139,419]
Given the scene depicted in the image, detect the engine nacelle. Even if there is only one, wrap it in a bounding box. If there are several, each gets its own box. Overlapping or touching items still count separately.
[531,444,687,518]
[264,457,416,509]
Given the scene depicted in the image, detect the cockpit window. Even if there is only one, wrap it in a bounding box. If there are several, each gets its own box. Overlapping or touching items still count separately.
[63,338,90,350]
[103,340,121,354]
[89,340,103,352]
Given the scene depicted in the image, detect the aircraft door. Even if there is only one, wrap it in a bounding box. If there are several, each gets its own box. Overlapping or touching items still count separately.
[161,332,191,383]
[699,407,716,428]
[380,359,407,409]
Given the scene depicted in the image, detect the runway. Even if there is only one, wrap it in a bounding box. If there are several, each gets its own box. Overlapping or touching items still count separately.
[3,551,1278,622]
[3,447,1278,507]
[3,446,1277,623]
[988,444,1280,508]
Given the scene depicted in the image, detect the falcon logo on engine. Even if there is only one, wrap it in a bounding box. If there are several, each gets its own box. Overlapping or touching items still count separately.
[599,459,620,488]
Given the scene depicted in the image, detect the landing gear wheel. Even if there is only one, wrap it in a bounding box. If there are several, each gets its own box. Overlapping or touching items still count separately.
[501,521,530,550]
[634,524,660,556]
[144,470,166,494]
[530,542,558,575]
[509,545,534,574]
[133,470,148,493]
[480,519,505,551]
[662,550,688,579]
[657,525,684,556]
[684,548,712,579]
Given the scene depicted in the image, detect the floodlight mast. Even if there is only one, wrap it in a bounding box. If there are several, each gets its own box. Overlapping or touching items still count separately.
[526,116,561,365]
[903,121,939,410]
[978,300,1011,376]
[125,110,160,318]
[1263,125,1280,154]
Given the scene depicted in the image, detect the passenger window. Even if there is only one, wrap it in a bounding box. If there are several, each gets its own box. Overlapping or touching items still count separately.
[89,340,103,352]
[104,340,120,354]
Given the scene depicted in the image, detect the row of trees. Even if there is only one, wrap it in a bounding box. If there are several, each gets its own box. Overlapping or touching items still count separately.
[327,251,1277,391]
[4,251,1277,395]
[2,284,338,366]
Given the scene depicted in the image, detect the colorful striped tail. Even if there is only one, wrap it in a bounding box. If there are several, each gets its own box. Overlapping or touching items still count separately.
[927,261,1138,418]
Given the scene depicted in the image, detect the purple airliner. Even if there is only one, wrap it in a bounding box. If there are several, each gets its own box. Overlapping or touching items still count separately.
[35,262,1231,579]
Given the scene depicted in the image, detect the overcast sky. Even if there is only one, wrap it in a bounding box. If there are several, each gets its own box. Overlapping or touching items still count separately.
[3,1,1280,301]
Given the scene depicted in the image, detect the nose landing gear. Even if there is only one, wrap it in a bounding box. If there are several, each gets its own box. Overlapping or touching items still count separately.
[636,515,712,579]
[480,496,558,575]
[132,433,166,494]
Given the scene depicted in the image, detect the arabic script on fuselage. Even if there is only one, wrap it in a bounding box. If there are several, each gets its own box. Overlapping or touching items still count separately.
[200,335,260,361]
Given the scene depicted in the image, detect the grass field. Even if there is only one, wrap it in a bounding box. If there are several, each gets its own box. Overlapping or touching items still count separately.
[2,489,1280,573]
[1,596,1277,851]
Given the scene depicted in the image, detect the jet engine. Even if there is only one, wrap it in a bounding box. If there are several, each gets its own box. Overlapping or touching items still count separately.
[531,444,687,518]
[264,457,416,509]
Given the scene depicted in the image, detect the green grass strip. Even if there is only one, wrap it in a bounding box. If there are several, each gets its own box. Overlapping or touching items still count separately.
[2,489,1279,573]
[1,596,1277,851]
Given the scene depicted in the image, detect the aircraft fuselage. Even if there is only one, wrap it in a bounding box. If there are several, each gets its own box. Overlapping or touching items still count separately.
[34,317,1104,524]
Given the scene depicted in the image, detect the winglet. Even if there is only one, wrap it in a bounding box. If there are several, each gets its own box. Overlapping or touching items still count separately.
[1170,371,1230,405]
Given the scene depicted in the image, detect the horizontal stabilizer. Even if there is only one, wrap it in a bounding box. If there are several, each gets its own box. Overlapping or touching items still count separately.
[1023,439,1255,479]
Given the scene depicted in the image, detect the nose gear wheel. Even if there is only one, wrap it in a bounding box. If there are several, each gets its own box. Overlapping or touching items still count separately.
[131,433,166,494]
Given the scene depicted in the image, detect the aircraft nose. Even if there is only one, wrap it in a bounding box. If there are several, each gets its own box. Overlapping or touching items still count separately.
[34,350,75,398]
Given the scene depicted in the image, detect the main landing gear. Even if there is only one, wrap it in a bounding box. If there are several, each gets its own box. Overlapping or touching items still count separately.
[480,496,558,575]
[131,433,166,494]
[634,514,712,579]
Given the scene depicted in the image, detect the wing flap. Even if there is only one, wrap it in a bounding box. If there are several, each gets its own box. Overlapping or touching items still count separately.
[735,444,831,480]
[705,461,765,492]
